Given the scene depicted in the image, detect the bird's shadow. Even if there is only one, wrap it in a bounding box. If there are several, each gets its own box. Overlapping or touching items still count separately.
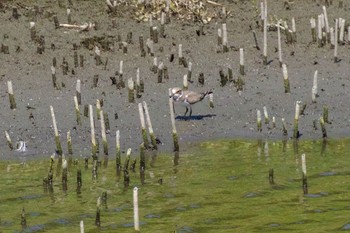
[175,114,216,121]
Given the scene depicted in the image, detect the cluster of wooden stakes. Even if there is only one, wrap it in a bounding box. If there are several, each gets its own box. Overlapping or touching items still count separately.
[2,0,349,231]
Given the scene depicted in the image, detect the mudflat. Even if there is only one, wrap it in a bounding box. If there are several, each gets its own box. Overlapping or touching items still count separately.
[0,0,349,158]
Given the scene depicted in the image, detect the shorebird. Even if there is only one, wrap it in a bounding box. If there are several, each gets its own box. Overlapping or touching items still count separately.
[170,88,212,118]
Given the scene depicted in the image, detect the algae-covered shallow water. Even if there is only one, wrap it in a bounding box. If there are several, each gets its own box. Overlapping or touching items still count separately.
[1,139,350,232]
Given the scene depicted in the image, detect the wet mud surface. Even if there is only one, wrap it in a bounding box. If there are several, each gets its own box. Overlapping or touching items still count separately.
[1,0,350,158]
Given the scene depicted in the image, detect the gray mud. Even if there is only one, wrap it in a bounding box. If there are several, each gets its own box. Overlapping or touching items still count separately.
[1,0,350,159]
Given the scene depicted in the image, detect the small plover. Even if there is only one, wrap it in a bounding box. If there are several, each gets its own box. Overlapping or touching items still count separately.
[170,88,212,118]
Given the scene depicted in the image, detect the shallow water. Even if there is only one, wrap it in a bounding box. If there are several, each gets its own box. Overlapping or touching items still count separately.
[1,139,350,232]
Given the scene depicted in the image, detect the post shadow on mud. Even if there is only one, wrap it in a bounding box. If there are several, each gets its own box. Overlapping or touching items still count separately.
[175,114,216,121]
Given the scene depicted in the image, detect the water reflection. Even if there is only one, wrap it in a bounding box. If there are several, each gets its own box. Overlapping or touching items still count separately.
[2,138,350,232]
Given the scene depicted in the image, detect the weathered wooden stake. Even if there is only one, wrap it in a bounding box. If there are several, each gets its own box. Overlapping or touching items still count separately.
[138,103,150,149]
[76,79,81,105]
[50,106,63,156]
[143,101,158,150]
[312,70,318,103]
[263,106,269,124]
[339,19,345,45]
[136,68,142,98]
[263,6,267,65]
[291,17,296,43]
[139,35,146,57]
[334,19,339,62]
[21,207,27,229]
[209,93,214,108]
[116,130,121,177]
[320,116,327,138]
[317,14,323,47]
[282,118,288,136]
[67,8,72,24]
[160,12,165,38]
[124,148,131,188]
[67,131,73,155]
[169,88,179,152]
[239,48,245,75]
[257,110,262,132]
[269,168,274,185]
[157,62,164,83]
[222,23,228,53]
[5,130,14,150]
[293,101,301,139]
[51,66,58,89]
[301,153,308,194]
[330,27,335,49]
[96,99,101,120]
[133,187,140,232]
[89,105,97,160]
[322,6,330,43]
[277,22,283,67]
[74,96,82,125]
[183,74,188,90]
[95,197,101,227]
[282,63,290,93]
[217,28,222,46]
[323,105,329,123]
[310,18,316,43]
[62,159,68,191]
[178,44,187,67]
[187,62,192,82]
[128,78,135,103]
[80,220,84,233]
[100,110,108,156]
[94,46,102,66]
[30,22,37,41]
[7,81,16,110]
